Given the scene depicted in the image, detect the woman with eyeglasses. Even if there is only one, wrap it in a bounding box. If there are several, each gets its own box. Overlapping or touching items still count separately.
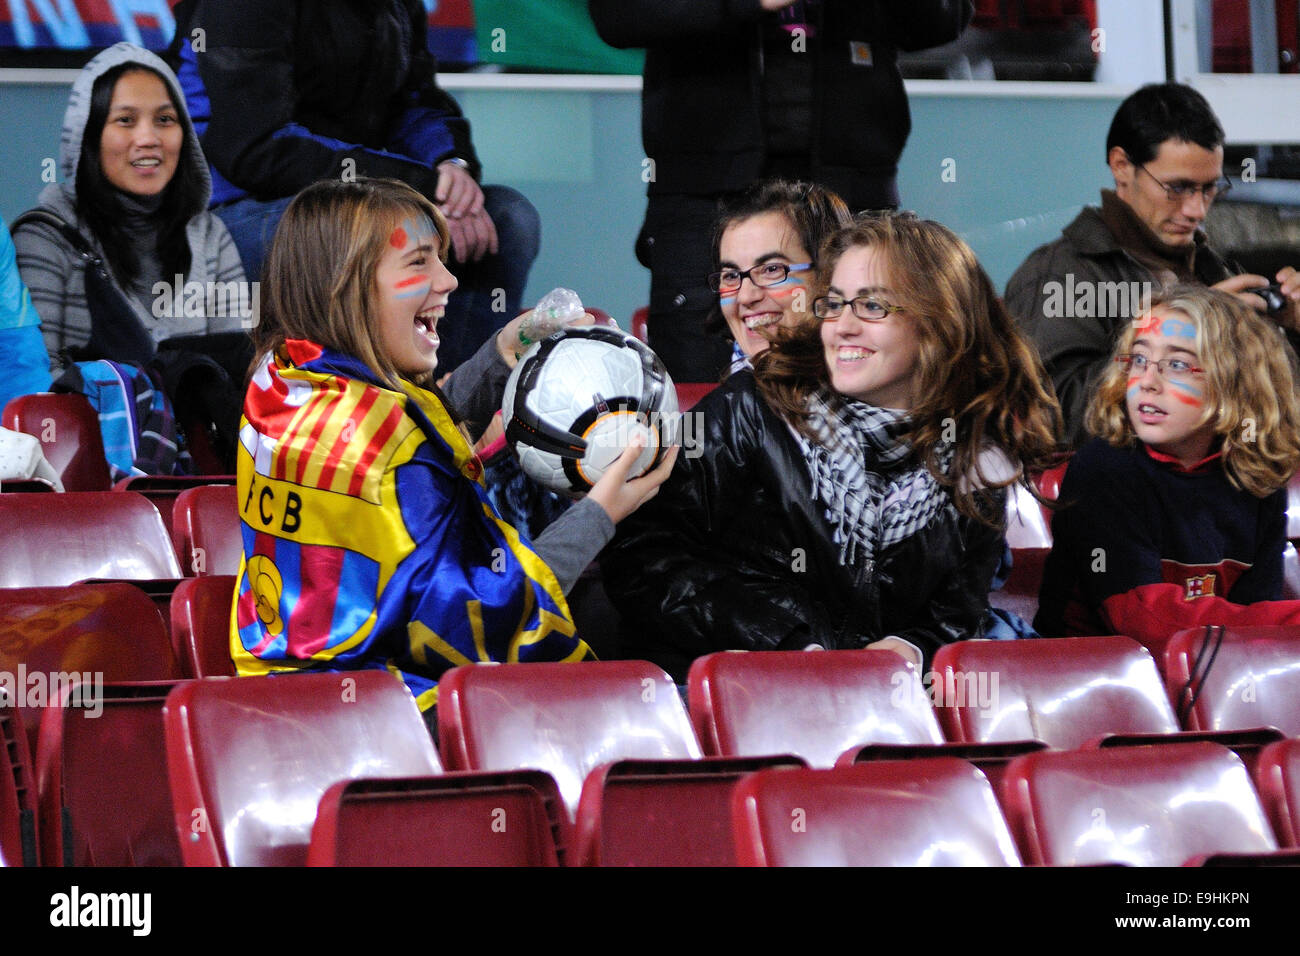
[603,213,1061,679]
[707,180,852,376]
[1035,285,1300,647]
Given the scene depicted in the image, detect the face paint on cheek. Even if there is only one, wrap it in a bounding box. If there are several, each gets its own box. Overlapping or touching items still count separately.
[1126,378,1141,401]
[719,294,737,307]
[393,278,431,300]
[1167,379,1204,406]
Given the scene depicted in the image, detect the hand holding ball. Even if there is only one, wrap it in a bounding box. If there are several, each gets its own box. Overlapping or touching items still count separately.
[501,325,680,495]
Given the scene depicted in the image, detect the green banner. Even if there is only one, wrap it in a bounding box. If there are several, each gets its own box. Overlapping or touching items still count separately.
[473,0,643,74]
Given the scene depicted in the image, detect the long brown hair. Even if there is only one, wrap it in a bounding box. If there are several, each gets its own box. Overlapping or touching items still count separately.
[756,213,1063,522]
[1087,285,1300,497]
[253,177,450,388]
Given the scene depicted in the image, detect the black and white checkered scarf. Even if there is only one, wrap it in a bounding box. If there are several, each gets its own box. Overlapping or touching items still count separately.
[799,392,953,568]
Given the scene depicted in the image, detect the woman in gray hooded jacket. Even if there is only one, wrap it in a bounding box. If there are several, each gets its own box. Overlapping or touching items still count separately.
[13,42,246,373]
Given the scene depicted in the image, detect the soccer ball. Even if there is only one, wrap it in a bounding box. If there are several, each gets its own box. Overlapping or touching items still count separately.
[501,326,679,495]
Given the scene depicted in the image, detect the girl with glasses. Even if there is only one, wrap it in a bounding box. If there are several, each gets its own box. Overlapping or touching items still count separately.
[708,180,852,375]
[1036,285,1300,648]
[604,213,1060,678]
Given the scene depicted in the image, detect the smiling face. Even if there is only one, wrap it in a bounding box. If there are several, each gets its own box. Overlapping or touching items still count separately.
[718,210,813,358]
[374,215,458,378]
[1110,138,1224,248]
[820,244,920,410]
[1126,305,1216,466]
[98,69,183,197]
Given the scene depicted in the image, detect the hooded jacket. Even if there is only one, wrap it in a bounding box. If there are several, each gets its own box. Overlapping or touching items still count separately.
[13,42,246,370]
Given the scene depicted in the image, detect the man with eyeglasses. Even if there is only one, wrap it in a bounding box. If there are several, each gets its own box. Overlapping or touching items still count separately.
[1006,82,1300,446]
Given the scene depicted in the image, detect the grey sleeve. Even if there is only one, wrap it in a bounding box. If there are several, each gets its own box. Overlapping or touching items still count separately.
[531,496,616,594]
[441,333,511,440]
[12,220,85,365]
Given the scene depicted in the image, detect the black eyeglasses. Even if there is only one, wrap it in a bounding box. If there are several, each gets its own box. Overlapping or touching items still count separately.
[812,294,906,321]
[709,262,811,294]
[1130,156,1232,203]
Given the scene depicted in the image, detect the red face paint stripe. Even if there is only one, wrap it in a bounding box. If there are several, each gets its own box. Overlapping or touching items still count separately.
[394,275,426,289]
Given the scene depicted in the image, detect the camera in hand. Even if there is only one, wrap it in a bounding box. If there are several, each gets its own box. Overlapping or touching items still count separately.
[1247,283,1285,315]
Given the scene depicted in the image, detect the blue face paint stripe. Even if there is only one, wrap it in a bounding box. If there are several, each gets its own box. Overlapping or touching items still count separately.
[1167,379,1203,397]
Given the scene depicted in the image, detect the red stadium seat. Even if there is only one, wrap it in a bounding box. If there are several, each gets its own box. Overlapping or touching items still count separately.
[988,547,1050,624]
[115,476,234,548]
[437,660,702,815]
[169,576,238,679]
[162,671,442,866]
[36,680,185,866]
[0,584,181,750]
[308,771,565,867]
[674,382,718,412]
[688,649,944,768]
[1256,739,1300,849]
[1002,743,1279,866]
[732,759,1022,867]
[630,306,649,344]
[0,689,37,866]
[572,755,802,867]
[1167,626,1300,736]
[0,491,182,587]
[932,635,1178,749]
[171,485,241,577]
[2,392,110,492]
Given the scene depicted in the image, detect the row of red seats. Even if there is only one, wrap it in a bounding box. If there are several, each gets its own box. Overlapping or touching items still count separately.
[3,625,1299,866]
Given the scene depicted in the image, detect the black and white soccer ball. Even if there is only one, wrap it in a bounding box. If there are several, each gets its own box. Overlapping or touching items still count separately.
[501,326,679,495]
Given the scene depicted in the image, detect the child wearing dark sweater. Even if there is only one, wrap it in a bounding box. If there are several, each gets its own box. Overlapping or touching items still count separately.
[1036,285,1300,651]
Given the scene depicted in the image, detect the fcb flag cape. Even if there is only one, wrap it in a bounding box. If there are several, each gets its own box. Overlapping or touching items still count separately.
[231,339,590,711]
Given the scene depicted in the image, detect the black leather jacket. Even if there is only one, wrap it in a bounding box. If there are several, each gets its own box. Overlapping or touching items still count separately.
[602,372,1006,681]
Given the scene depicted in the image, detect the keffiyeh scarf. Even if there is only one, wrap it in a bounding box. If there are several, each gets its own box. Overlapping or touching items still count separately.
[799,392,953,568]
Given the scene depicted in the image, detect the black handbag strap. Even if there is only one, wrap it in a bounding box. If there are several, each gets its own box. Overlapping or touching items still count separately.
[10,208,116,283]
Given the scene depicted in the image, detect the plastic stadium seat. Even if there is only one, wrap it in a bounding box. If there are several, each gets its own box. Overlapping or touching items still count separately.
[1256,739,1300,849]
[169,576,238,679]
[0,584,181,750]
[115,475,234,547]
[932,636,1178,750]
[171,485,241,577]
[688,649,944,768]
[1002,743,1279,866]
[732,759,1022,867]
[1167,626,1300,736]
[1004,480,1052,548]
[0,690,37,866]
[0,491,182,587]
[988,547,1050,625]
[308,771,565,867]
[572,755,802,867]
[630,306,648,344]
[437,660,702,815]
[36,680,185,866]
[163,671,443,866]
[2,393,111,492]
[675,382,718,412]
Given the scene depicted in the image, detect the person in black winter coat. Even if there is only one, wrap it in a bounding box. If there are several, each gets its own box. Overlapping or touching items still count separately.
[588,0,972,382]
[603,213,1061,681]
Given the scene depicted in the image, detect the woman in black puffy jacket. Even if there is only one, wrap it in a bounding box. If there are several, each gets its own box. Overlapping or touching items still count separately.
[603,213,1061,680]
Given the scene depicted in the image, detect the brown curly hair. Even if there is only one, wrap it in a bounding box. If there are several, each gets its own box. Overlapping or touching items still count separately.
[755,213,1064,522]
